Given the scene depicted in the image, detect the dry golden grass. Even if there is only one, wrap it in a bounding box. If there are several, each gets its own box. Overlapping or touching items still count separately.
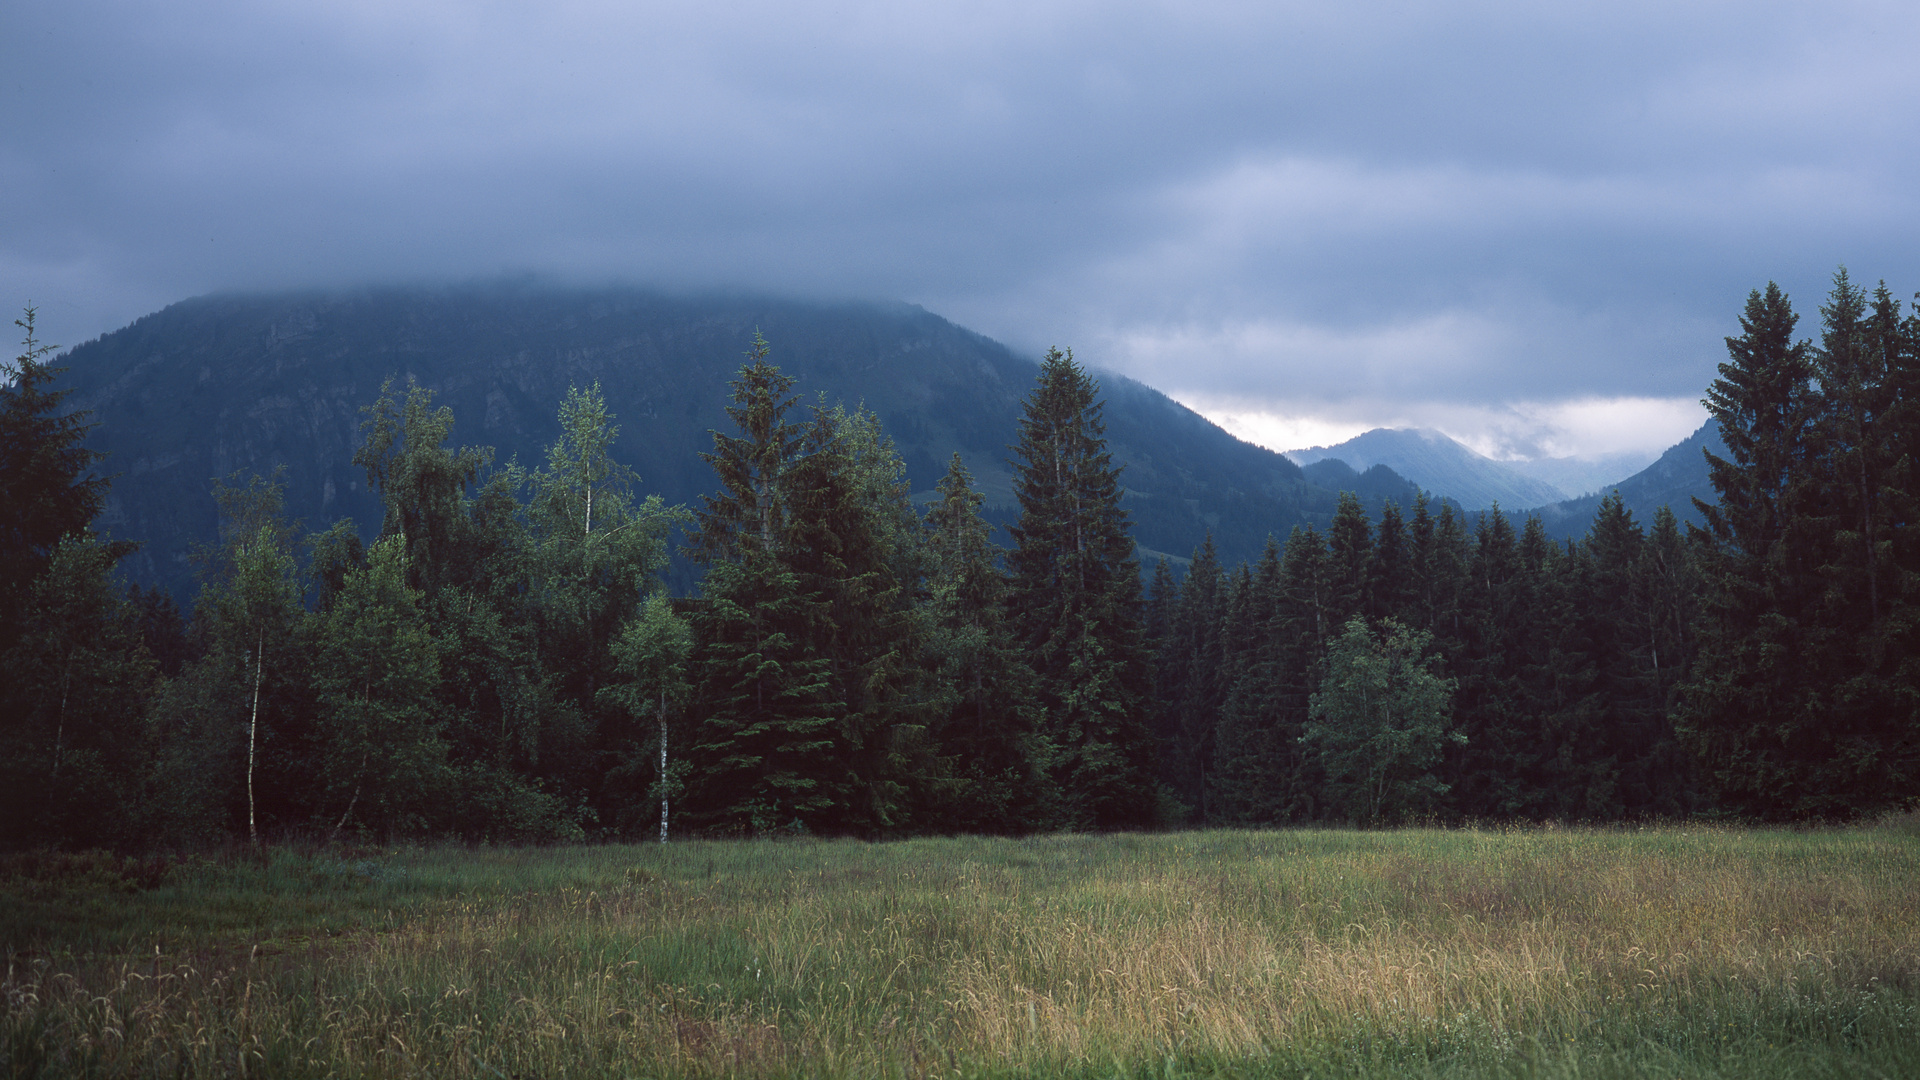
[5,826,1918,1077]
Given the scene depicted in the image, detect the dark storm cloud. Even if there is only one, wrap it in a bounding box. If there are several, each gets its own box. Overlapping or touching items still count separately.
[8,0,1920,455]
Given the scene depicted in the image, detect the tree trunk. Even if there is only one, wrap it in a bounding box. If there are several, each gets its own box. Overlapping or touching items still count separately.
[51,651,72,781]
[248,630,264,846]
[659,687,670,844]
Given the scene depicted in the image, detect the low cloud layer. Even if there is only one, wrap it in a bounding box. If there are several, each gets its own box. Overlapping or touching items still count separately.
[8,0,1919,458]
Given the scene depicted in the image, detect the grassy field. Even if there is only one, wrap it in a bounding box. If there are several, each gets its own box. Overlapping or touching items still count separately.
[3,824,1918,1078]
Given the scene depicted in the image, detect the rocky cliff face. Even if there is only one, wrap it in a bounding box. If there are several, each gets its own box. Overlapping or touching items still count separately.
[61,285,1402,599]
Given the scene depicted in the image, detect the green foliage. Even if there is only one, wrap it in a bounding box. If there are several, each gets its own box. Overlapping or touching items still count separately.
[603,593,695,839]
[685,346,842,833]
[13,274,1918,846]
[522,382,685,800]
[1306,617,1462,823]
[1006,348,1156,829]
[313,537,448,839]
[922,454,1052,831]
[0,307,114,656]
[1150,535,1226,824]
[1681,275,1920,818]
[197,472,307,843]
[0,534,157,849]
[685,342,946,835]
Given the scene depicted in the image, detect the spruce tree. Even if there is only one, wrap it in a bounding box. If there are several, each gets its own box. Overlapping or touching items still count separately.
[1680,284,1837,816]
[922,453,1051,831]
[1211,536,1303,822]
[0,307,115,656]
[1370,500,1412,621]
[687,341,937,834]
[1156,535,1225,823]
[1325,492,1372,625]
[1005,348,1156,829]
[686,342,839,832]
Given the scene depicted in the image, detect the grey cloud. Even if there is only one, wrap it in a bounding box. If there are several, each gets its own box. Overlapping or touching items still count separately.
[8,0,1920,450]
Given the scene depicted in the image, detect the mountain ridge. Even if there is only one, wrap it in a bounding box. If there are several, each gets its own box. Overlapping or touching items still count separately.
[1525,421,1725,538]
[59,284,1427,600]
[1287,427,1572,509]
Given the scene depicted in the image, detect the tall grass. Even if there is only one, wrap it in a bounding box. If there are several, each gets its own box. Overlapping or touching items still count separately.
[5,826,1917,1077]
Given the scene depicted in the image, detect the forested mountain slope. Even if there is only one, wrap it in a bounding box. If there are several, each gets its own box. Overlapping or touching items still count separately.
[1527,421,1725,539]
[1287,427,1569,509]
[57,285,1417,597]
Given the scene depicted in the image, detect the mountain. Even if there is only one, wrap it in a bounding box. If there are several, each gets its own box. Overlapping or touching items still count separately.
[1287,428,1569,510]
[1501,450,1656,500]
[58,285,1424,599]
[1296,459,1450,511]
[1527,421,1726,539]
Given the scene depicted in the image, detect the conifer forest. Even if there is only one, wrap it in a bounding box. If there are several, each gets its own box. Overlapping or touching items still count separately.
[3,271,1917,850]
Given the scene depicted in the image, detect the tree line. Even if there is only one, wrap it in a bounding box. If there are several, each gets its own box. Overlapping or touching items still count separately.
[2,269,1915,849]
[1147,269,1918,825]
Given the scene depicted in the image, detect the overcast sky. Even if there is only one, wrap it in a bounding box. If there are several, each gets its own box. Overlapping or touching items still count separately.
[8,0,1920,460]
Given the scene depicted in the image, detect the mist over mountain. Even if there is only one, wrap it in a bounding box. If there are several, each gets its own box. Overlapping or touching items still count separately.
[58,285,1425,600]
[1501,451,1657,500]
[1286,428,1570,510]
[1527,421,1726,539]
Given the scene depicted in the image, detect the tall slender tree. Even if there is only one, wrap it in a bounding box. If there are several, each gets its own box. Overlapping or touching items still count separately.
[1005,348,1156,829]
[0,307,115,655]
[200,472,305,844]
[922,454,1051,831]
[1681,283,1838,816]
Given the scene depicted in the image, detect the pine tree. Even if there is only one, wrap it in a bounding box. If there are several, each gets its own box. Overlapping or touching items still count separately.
[1325,492,1372,625]
[786,402,940,833]
[1211,536,1302,822]
[1448,507,1534,819]
[686,342,937,834]
[1213,526,1327,821]
[1005,348,1156,829]
[1627,505,1698,815]
[1370,500,1412,621]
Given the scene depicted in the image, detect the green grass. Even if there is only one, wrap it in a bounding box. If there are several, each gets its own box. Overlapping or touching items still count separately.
[4,825,1918,1078]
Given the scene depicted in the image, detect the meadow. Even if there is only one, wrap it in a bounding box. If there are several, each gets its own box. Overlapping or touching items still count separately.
[4,824,1917,1078]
